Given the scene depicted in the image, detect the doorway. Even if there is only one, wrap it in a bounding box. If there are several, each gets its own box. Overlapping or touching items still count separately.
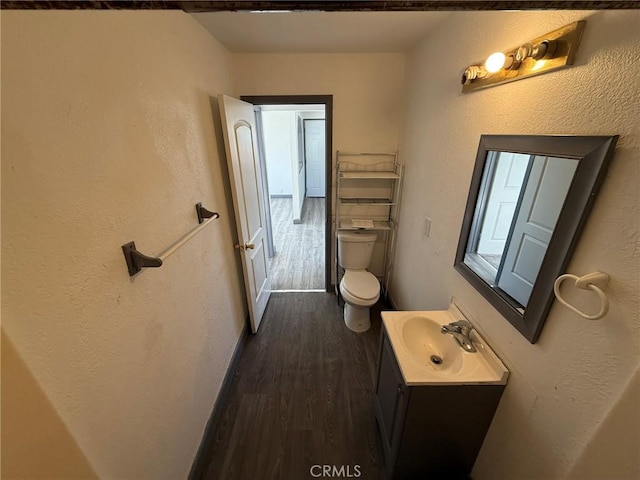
[242,95,333,293]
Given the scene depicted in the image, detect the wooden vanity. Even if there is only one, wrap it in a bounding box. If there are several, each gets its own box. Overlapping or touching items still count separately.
[374,319,506,479]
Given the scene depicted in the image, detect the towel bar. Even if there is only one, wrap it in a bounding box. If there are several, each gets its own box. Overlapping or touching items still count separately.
[122,203,219,276]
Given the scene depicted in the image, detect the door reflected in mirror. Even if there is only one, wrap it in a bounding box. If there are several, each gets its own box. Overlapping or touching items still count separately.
[454,135,618,343]
[463,152,577,309]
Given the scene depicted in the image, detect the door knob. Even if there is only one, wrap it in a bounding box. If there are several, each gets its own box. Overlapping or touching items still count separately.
[235,243,255,251]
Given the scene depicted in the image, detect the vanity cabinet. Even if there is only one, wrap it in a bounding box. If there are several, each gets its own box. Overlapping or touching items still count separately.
[373,326,505,479]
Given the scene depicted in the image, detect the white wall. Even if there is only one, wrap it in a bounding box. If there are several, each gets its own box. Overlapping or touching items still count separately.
[391,10,640,479]
[262,110,294,196]
[1,11,246,479]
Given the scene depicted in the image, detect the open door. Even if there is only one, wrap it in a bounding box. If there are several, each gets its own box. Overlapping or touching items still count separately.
[219,95,272,333]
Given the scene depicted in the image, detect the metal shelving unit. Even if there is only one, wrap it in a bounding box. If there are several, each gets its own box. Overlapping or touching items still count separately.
[334,151,403,301]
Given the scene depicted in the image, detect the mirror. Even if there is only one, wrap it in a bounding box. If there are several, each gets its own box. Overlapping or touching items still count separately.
[455,135,618,343]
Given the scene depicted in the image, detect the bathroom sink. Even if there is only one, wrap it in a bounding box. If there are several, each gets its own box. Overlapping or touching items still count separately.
[381,306,509,385]
[401,316,464,376]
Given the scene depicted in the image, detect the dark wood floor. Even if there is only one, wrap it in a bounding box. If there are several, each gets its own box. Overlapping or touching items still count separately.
[200,292,387,480]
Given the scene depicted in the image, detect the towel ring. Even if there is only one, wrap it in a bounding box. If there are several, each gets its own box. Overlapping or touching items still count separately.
[553,272,610,320]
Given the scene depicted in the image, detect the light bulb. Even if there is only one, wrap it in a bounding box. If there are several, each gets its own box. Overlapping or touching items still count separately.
[485,52,506,73]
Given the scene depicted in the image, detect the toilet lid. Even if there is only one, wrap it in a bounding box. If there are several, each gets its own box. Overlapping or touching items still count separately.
[342,270,380,301]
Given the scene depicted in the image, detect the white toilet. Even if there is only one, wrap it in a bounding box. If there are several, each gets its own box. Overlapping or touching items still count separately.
[338,231,381,332]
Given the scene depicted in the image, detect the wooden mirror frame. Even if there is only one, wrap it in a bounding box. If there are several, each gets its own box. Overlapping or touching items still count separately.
[454,135,618,343]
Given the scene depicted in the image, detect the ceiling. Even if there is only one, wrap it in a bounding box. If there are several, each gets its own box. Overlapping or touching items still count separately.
[190,11,450,53]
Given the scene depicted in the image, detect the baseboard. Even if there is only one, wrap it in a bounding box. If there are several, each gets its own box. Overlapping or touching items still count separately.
[188,321,250,480]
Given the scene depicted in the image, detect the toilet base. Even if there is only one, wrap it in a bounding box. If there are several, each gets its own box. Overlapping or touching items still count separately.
[344,303,371,333]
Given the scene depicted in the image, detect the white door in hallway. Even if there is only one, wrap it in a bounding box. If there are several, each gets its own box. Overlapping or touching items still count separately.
[219,95,272,333]
[305,119,325,197]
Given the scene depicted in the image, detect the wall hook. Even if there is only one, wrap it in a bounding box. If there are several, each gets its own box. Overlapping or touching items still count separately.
[196,203,219,224]
[553,271,610,320]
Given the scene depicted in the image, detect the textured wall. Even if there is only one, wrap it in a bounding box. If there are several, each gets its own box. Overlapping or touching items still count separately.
[234,53,405,155]
[567,366,640,479]
[391,10,639,479]
[2,332,98,479]
[1,11,246,478]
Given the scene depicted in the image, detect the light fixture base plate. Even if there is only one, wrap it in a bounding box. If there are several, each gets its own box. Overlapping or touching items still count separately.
[462,21,586,93]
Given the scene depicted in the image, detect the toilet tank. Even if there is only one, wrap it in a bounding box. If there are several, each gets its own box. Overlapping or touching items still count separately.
[338,231,378,269]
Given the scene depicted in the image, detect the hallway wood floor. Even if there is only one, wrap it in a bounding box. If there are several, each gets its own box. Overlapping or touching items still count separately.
[200,293,386,480]
[269,197,324,291]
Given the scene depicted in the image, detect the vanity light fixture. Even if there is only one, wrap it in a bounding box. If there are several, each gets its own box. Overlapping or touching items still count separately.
[462,21,586,93]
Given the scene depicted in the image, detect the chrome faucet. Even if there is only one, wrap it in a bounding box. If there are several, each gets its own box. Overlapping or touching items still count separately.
[441,319,477,352]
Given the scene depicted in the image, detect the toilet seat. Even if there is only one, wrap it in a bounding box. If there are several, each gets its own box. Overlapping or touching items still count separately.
[340,270,380,305]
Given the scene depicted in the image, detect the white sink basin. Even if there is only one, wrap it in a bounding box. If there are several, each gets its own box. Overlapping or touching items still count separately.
[382,306,509,386]
[401,315,464,376]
